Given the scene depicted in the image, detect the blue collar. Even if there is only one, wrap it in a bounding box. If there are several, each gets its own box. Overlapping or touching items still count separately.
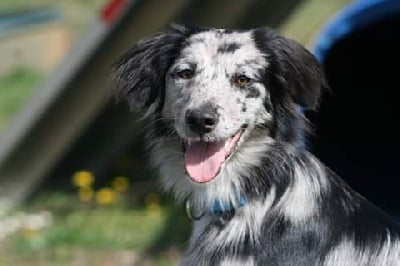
[186,194,247,220]
[210,194,247,213]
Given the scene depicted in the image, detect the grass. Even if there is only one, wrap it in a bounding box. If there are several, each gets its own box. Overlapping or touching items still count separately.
[0,192,190,266]
[0,0,107,131]
[0,67,42,130]
[12,209,165,251]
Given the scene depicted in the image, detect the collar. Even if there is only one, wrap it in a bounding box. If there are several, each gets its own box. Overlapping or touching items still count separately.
[210,194,247,213]
[185,193,247,221]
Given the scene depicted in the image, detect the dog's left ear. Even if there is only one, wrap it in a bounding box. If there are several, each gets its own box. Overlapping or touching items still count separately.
[253,28,329,110]
[112,25,191,114]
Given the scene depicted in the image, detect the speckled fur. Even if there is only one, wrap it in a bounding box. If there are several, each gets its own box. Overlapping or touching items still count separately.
[113,25,400,266]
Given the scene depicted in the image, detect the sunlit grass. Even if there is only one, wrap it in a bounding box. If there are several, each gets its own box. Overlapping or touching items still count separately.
[11,207,167,252]
[0,192,189,266]
[0,67,42,130]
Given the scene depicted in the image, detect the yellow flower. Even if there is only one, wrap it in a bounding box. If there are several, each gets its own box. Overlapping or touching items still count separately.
[145,193,161,216]
[95,188,116,205]
[72,170,94,188]
[78,187,94,202]
[111,176,129,192]
[145,193,160,206]
[21,228,37,238]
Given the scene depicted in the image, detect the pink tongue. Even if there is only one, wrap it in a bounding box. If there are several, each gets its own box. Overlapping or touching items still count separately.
[185,140,227,183]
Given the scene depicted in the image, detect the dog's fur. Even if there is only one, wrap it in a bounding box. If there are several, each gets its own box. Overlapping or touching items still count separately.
[112,25,400,265]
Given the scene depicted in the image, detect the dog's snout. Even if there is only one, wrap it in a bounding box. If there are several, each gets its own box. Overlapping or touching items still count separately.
[185,107,219,134]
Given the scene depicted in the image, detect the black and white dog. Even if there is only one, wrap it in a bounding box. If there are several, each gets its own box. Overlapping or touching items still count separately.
[113,25,400,265]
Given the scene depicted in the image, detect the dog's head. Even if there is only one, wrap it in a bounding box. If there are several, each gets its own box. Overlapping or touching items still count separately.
[113,25,327,203]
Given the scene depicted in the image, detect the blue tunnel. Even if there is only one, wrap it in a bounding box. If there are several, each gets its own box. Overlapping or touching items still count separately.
[311,0,400,218]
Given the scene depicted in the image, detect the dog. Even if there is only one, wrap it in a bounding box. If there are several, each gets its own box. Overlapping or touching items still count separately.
[112,25,400,265]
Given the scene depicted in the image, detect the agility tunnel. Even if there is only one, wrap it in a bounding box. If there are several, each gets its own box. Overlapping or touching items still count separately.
[312,0,400,218]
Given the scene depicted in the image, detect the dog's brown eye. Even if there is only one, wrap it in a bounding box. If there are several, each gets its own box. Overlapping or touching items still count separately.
[234,75,251,86]
[177,69,194,79]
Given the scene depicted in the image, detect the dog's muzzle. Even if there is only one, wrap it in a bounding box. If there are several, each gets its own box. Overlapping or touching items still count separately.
[185,107,219,135]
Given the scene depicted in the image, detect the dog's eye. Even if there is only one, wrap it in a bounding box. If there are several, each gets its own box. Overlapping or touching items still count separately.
[234,75,251,86]
[177,69,194,79]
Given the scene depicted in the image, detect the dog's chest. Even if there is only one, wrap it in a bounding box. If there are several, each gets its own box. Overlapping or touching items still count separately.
[183,219,256,266]
[182,203,267,266]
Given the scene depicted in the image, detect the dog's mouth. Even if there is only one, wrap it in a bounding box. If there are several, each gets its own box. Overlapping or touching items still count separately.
[183,127,246,183]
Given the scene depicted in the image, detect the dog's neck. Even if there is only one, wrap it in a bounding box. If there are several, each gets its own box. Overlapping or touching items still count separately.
[185,192,247,222]
[151,124,328,224]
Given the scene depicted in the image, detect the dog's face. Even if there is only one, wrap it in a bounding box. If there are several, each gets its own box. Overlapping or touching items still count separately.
[113,25,327,204]
[164,30,272,183]
[165,30,270,142]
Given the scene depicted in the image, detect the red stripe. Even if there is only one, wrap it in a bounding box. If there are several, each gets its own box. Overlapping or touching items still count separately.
[100,0,126,24]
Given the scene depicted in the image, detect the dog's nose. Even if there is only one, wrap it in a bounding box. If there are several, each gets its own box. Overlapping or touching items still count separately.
[185,108,219,134]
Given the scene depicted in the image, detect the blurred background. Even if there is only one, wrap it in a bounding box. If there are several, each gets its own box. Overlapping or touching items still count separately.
[0,0,398,265]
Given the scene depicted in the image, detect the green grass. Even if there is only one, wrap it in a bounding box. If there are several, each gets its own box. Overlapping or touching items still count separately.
[0,67,42,130]
[0,0,108,131]
[13,209,165,251]
[0,192,189,266]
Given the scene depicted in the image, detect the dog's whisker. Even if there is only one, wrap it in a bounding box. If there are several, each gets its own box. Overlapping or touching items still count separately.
[136,117,176,136]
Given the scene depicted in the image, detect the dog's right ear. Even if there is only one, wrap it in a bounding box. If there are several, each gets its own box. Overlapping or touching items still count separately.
[112,25,191,114]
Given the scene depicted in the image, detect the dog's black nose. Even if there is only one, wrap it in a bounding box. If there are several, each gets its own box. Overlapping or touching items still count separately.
[185,107,219,134]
